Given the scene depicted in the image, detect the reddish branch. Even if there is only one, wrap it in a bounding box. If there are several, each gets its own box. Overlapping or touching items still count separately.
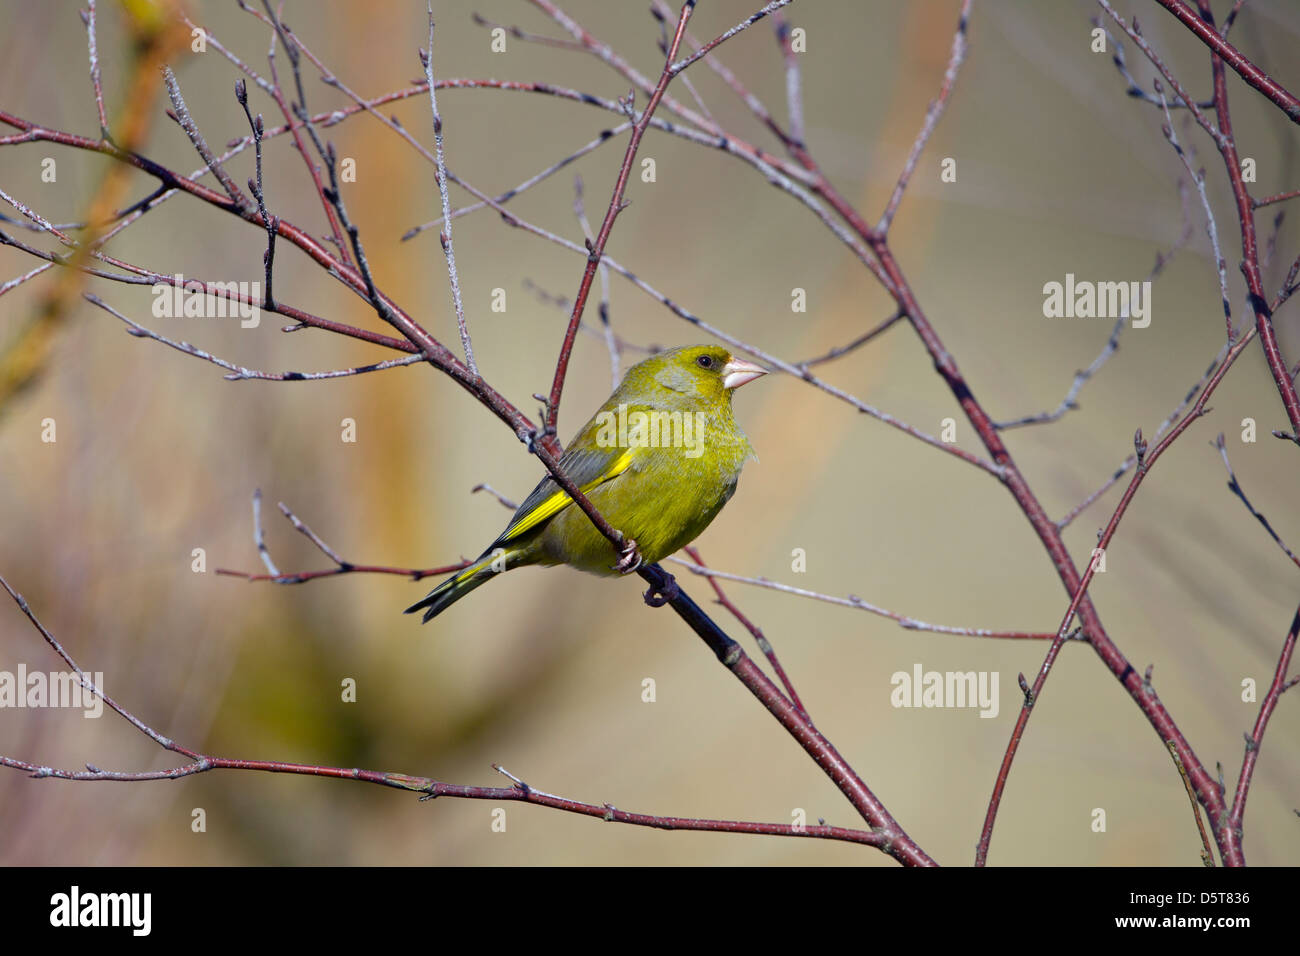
[976,329,1257,865]
[0,566,885,849]
[969,1,1300,865]
[1227,603,1299,837]
[1191,0,1300,440]
[248,0,353,267]
[1154,0,1300,123]
[541,3,692,452]
[685,545,809,720]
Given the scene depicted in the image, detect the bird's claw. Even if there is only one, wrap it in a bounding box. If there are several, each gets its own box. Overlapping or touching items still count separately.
[524,423,556,453]
[613,537,643,575]
[643,572,679,607]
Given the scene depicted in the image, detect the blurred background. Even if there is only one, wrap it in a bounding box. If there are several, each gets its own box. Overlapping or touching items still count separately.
[1,0,1297,865]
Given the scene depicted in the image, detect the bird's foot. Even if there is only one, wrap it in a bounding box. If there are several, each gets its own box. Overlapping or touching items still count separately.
[643,572,679,608]
[524,421,557,453]
[612,537,643,575]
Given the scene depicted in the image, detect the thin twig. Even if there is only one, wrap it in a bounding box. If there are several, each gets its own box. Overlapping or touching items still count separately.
[668,0,796,76]
[1166,740,1216,866]
[162,67,249,211]
[83,0,109,138]
[794,310,904,370]
[1057,344,1229,529]
[667,557,1058,640]
[772,12,804,145]
[1213,434,1300,569]
[572,174,620,389]
[1226,603,1300,839]
[542,1,697,451]
[1158,88,1232,339]
[401,123,632,241]
[684,546,809,721]
[423,7,476,377]
[877,0,970,234]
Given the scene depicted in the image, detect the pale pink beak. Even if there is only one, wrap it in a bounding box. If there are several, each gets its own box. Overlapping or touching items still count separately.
[722,356,768,390]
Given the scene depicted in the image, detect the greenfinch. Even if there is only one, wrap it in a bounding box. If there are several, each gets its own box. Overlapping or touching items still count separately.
[406,344,767,622]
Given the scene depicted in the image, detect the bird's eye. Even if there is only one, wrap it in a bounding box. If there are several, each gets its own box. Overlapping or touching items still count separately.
[696,354,714,369]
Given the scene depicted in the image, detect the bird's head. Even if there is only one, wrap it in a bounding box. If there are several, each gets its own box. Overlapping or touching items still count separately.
[625,344,768,409]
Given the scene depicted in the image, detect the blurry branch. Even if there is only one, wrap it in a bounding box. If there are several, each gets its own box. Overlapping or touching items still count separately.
[83,0,109,138]
[1220,0,1250,40]
[521,277,655,365]
[0,574,884,850]
[667,0,796,75]
[401,124,631,241]
[571,176,621,389]
[653,6,717,129]
[252,486,277,576]
[215,493,474,584]
[995,164,1194,432]
[667,556,1059,641]
[1094,17,1212,110]
[1254,188,1300,210]
[85,294,427,382]
[1056,344,1229,530]
[793,309,904,371]
[0,193,414,356]
[1166,740,1216,867]
[470,12,589,52]
[469,483,518,510]
[245,0,353,266]
[993,318,1124,431]
[0,2,188,414]
[1157,96,1231,338]
[1213,435,1300,571]
[163,66,249,212]
[875,0,968,234]
[772,11,804,146]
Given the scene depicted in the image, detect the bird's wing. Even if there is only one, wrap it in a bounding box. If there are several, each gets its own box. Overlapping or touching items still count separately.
[495,442,634,545]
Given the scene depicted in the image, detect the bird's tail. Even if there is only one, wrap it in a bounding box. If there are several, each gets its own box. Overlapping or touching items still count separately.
[404,549,505,623]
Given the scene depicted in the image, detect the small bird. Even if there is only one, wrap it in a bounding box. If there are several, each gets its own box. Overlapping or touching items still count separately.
[406,344,767,622]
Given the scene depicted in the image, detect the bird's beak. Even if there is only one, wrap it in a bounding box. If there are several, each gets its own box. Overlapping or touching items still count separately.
[722,356,768,390]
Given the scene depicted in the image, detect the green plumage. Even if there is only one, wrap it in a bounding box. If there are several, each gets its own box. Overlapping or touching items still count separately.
[406,345,764,622]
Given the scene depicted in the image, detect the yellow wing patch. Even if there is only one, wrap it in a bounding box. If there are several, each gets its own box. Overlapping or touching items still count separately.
[499,449,633,542]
